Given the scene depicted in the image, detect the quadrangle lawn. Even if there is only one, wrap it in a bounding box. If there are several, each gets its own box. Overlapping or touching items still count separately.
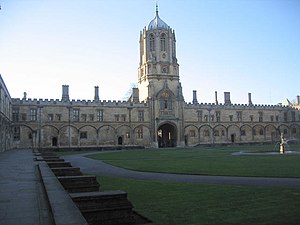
[98,175,300,225]
[87,145,300,178]
[58,145,300,224]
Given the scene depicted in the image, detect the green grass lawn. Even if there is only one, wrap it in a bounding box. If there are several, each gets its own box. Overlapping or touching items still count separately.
[57,145,300,224]
[87,145,300,178]
[98,175,300,225]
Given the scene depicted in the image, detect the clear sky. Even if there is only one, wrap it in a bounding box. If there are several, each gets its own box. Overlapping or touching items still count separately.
[0,0,299,105]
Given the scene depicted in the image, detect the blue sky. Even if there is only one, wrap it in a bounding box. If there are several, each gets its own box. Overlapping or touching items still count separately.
[0,0,299,104]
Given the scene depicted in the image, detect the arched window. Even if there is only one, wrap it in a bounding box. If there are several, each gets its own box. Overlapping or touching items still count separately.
[160,33,166,51]
[149,34,155,51]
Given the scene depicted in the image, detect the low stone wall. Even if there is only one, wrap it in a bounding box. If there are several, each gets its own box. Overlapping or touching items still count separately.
[38,161,89,225]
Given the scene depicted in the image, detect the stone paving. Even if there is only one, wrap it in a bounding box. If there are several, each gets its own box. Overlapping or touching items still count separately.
[0,149,52,225]
[64,152,300,188]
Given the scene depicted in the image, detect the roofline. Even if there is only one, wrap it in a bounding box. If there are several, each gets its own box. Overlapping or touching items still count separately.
[0,74,12,100]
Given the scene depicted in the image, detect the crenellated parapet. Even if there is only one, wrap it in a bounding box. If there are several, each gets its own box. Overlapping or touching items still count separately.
[184,102,296,111]
[12,98,149,108]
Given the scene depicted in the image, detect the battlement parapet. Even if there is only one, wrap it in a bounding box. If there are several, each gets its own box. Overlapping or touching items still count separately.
[12,98,149,108]
[185,102,294,110]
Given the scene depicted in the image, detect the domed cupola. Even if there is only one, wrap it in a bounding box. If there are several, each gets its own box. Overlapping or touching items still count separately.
[147,5,169,30]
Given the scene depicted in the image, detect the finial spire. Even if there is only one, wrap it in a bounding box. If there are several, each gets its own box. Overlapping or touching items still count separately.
[156,2,158,13]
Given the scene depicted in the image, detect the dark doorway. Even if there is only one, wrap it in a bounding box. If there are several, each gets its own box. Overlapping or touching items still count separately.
[118,136,123,145]
[157,123,177,148]
[231,134,235,143]
[52,137,58,147]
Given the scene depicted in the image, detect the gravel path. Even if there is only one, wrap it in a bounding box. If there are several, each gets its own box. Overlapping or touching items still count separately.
[63,152,300,188]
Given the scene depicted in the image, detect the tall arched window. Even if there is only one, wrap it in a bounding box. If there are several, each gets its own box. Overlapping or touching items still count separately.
[160,33,166,51]
[149,34,155,51]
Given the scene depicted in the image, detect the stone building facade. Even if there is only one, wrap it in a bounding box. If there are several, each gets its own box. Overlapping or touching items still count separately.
[8,8,300,149]
[0,75,12,152]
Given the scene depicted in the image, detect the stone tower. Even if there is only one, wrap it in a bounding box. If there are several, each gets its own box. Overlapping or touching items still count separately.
[138,5,185,147]
[138,5,183,102]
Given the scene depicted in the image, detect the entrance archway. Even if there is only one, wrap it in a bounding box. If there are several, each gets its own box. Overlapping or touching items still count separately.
[157,123,177,148]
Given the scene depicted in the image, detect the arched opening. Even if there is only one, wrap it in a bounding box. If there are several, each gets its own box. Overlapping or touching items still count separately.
[231,134,235,143]
[52,137,58,147]
[157,123,177,148]
[160,33,166,51]
[118,136,123,145]
[149,33,155,51]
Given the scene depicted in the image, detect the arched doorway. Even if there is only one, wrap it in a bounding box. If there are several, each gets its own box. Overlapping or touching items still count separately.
[52,137,58,147]
[231,134,235,143]
[118,136,123,145]
[157,123,177,148]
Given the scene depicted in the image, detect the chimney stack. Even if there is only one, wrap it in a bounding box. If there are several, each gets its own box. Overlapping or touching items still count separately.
[248,93,253,105]
[224,92,231,105]
[132,88,139,103]
[22,92,27,100]
[62,85,69,101]
[296,95,300,105]
[192,90,198,104]
[215,91,218,105]
[94,86,99,101]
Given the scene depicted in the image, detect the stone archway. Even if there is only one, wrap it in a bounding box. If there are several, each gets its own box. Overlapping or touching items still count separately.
[118,136,123,145]
[157,123,177,148]
[52,137,58,147]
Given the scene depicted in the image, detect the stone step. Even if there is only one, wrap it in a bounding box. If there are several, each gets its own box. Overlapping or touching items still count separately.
[42,156,61,159]
[57,175,100,193]
[51,167,82,176]
[43,158,65,162]
[35,156,64,162]
[38,162,89,225]
[40,152,57,157]
[70,191,136,225]
[47,162,72,168]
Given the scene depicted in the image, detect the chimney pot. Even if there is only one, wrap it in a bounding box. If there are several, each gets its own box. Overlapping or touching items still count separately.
[94,86,99,101]
[23,92,27,100]
[62,85,69,101]
[192,90,198,104]
[224,92,231,105]
[215,91,218,105]
[248,93,253,105]
[132,88,139,103]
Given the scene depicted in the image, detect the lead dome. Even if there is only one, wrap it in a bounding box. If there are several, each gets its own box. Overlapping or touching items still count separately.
[147,6,169,30]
